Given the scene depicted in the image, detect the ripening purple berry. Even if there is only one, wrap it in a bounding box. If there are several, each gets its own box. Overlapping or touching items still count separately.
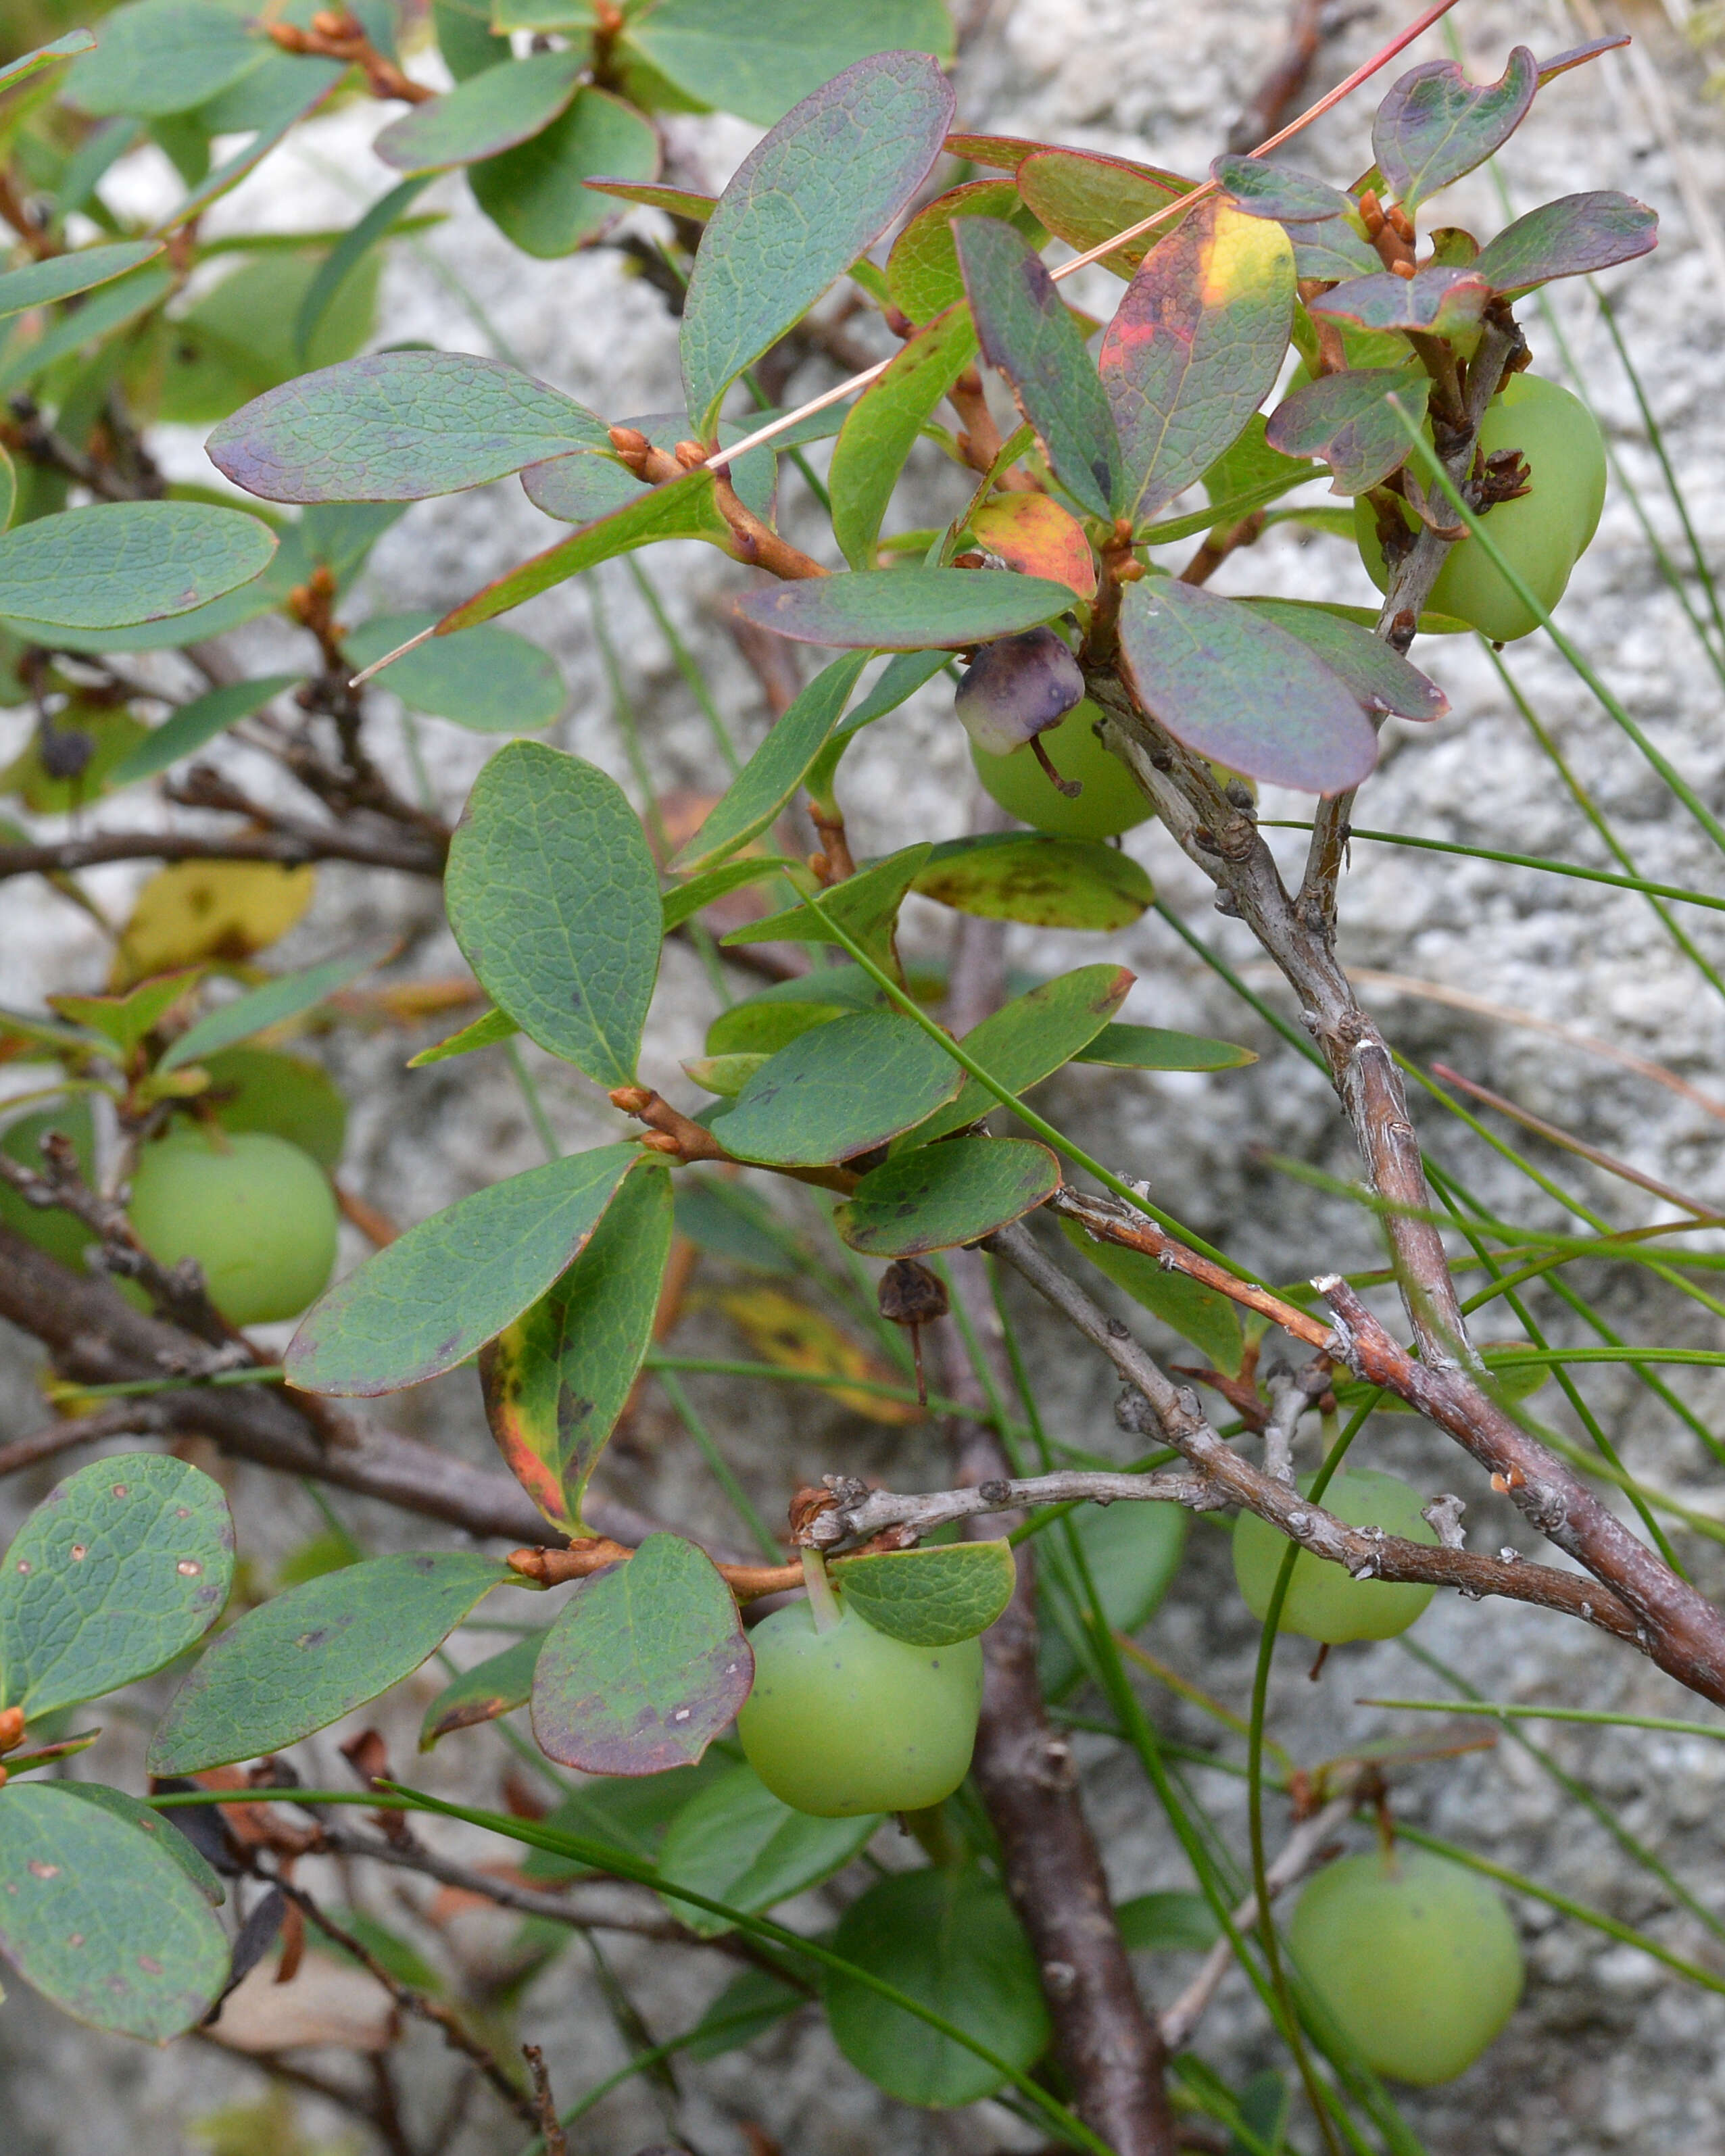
[953,628,1085,759]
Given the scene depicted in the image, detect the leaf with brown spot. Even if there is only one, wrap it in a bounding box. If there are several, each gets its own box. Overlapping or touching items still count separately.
[713,1288,921,1424]
[531,1534,752,1775]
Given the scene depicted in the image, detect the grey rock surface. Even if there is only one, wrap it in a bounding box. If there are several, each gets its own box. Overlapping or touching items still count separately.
[4,3,1725,2152]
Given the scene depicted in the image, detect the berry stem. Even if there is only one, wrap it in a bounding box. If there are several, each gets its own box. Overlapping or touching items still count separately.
[802,1547,842,1633]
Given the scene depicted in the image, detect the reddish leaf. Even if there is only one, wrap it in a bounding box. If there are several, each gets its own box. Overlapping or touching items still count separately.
[1308,266,1491,349]
[1099,201,1294,529]
[1241,600,1448,721]
[1116,581,1376,795]
[969,495,1096,599]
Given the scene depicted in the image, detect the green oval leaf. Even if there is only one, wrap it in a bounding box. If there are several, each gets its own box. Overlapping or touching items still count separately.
[147,1551,514,1774]
[207,352,608,504]
[0,241,164,323]
[472,85,660,257]
[733,568,1075,652]
[285,1142,639,1395]
[912,833,1153,929]
[420,1630,546,1749]
[1100,200,1294,530]
[898,962,1134,1150]
[675,652,871,870]
[719,1012,963,1167]
[0,1782,228,2039]
[954,216,1121,520]
[65,0,263,118]
[159,941,390,1073]
[0,504,274,631]
[1471,190,1657,297]
[110,673,304,787]
[623,0,953,127]
[375,48,583,171]
[1075,1022,1255,1071]
[480,1163,673,1533]
[824,1866,1051,2106]
[445,741,660,1085]
[837,1137,1060,1256]
[834,1540,1017,1646]
[0,1455,233,1719]
[344,610,564,731]
[1372,47,1537,215]
[680,51,955,435]
[657,1760,878,1938]
[829,306,978,570]
[1116,581,1377,795]
[531,1534,752,1775]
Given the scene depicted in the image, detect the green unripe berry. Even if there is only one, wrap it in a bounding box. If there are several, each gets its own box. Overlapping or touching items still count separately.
[128,1129,339,1326]
[1232,1467,1437,1642]
[1290,1846,1524,2084]
[970,700,1153,839]
[1355,373,1607,642]
[737,1598,983,1818]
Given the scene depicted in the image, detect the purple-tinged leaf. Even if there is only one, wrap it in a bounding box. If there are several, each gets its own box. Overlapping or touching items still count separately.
[1117,580,1376,794]
[836,1137,1061,1257]
[1536,35,1628,86]
[1308,265,1491,348]
[374,50,584,172]
[954,218,1121,521]
[888,178,1026,324]
[1266,365,1432,495]
[733,568,1075,652]
[481,1165,673,1534]
[1100,201,1295,530]
[584,178,715,222]
[1472,191,1657,297]
[1211,155,1353,224]
[531,1534,753,1775]
[207,352,609,504]
[440,469,736,633]
[285,1144,639,1396]
[1016,148,1194,278]
[1290,216,1382,282]
[680,52,954,437]
[1240,599,1448,720]
[1372,47,1537,214]
[829,306,978,569]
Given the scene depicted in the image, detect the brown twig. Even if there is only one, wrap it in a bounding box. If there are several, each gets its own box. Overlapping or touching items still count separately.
[509,1538,803,1600]
[523,2047,568,2156]
[936,1245,1180,2156]
[266,9,435,102]
[1226,0,1329,151]
[0,823,447,883]
[0,1400,173,1479]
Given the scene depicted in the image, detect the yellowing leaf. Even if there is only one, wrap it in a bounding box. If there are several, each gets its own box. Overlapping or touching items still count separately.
[712,1287,919,1424]
[113,862,315,985]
